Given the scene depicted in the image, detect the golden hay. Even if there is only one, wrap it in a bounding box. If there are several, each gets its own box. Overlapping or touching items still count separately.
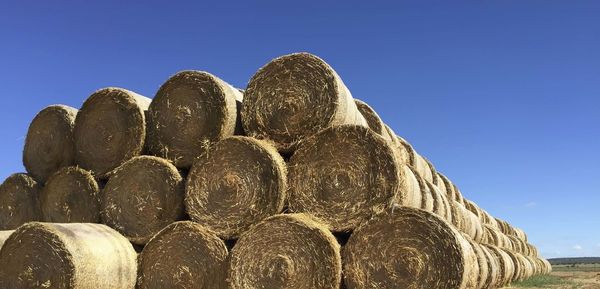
[185,136,286,239]
[23,105,77,183]
[0,222,137,289]
[228,213,341,289]
[242,53,367,152]
[147,71,242,168]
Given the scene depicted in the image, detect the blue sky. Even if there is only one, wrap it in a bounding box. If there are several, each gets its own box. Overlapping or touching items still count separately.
[1,1,598,258]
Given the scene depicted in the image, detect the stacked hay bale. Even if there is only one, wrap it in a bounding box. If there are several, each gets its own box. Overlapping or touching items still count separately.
[0,52,549,288]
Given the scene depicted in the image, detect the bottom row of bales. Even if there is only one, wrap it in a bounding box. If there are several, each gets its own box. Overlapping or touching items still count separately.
[0,207,551,289]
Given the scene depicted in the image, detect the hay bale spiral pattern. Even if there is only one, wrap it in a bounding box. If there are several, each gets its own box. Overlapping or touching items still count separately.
[343,207,478,289]
[242,52,366,152]
[138,221,229,289]
[147,70,242,168]
[288,125,399,232]
[228,213,341,289]
[185,136,286,239]
[101,156,184,245]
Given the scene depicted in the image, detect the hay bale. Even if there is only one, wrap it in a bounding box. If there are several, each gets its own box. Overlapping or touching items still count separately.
[74,87,151,178]
[409,167,434,212]
[479,244,500,289]
[0,173,41,230]
[504,249,525,282]
[40,166,99,223]
[0,222,137,289]
[185,136,286,239]
[466,239,488,289]
[482,224,512,249]
[23,105,78,183]
[483,244,516,288]
[354,99,391,141]
[434,172,448,196]
[395,165,423,209]
[437,172,457,203]
[343,206,478,289]
[455,202,484,243]
[138,221,228,289]
[241,52,367,152]
[101,156,185,245]
[228,213,341,289]
[288,125,399,232]
[526,243,539,257]
[147,71,243,168]
[0,230,13,249]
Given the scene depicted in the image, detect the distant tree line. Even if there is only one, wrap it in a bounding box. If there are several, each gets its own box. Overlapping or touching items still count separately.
[549,257,600,265]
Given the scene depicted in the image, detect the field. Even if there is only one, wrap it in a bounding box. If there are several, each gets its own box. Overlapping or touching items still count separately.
[505,264,600,289]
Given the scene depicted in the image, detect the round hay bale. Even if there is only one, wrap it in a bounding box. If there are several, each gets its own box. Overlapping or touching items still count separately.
[408,166,434,212]
[241,52,367,152]
[479,244,500,289]
[0,230,13,249]
[0,222,137,289]
[354,99,391,141]
[185,136,286,239]
[23,105,78,183]
[287,125,399,232]
[434,172,448,196]
[508,235,527,255]
[74,87,151,178]
[482,224,512,249]
[437,172,457,203]
[515,227,527,242]
[147,71,243,168]
[483,244,516,288]
[466,239,487,289]
[390,135,411,165]
[455,202,484,243]
[503,249,524,282]
[138,221,228,289]
[0,173,41,230]
[453,184,466,205]
[542,258,552,274]
[101,156,185,245]
[395,165,423,209]
[343,207,478,289]
[429,181,452,222]
[412,152,434,184]
[522,255,537,279]
[527,243,539,257]
[464,200,482,220]
[228,213,341,289]
[40,166,100,223]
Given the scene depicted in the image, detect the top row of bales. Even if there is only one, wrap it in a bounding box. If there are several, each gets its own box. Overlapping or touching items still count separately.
[16,52,529,245]
[22,53,366,184]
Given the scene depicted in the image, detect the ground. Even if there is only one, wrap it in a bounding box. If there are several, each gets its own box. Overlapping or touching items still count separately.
[505,264,600,289]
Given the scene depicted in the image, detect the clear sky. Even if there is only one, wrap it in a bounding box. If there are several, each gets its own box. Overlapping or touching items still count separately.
[1,1,598,258]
